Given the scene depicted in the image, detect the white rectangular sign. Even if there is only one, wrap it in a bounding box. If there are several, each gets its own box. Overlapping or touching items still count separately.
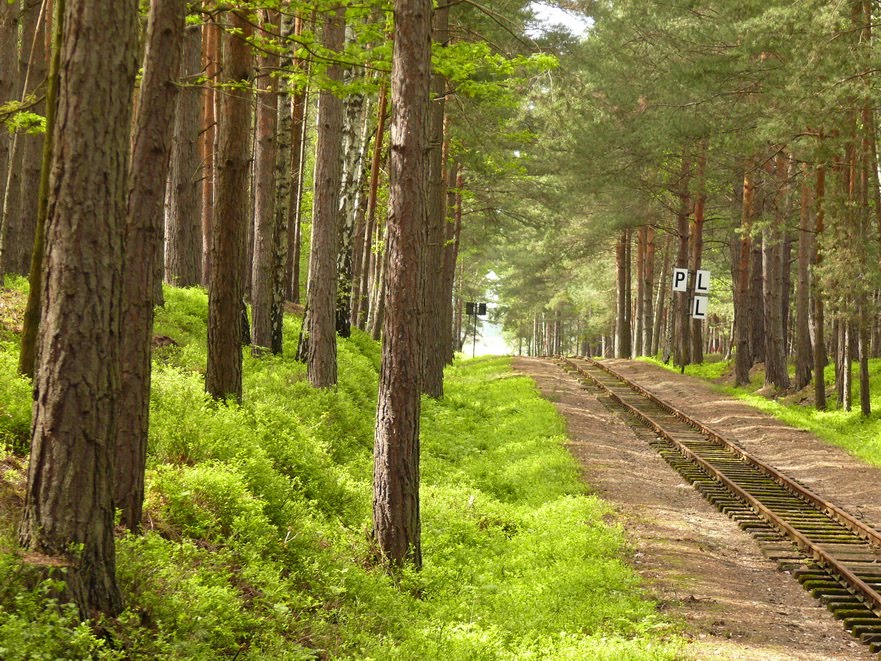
[695,269,711,294]
[672,268,689,292]
[692,296,708,320]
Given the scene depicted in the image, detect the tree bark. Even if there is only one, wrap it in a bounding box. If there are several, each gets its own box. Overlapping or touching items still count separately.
[624,229,632,354]
[673,153,691,368]
[441,162,462,364]
[635,226,645,357]
[286,15,308,303]
[763,154,790,390]
[0,0,27,279]
[794,165,813,390]
[748,229,765,364]
[840,319,852,411]
[421,2,451,397]
[17,0,63,378]
[353,83,388,328]
[8,0,47,276]
[19,0,138,617]
[860,102,872,416]
[372,0,431,569]
[296,7,345,388]
[734,170,754,386]
[270,8,296,352]
[642,225,655,355]
[200,15,220,287]
[115,0,184,531]
[368,223,389,341]
[813,163,827,409]
[690,143,707,364]
[615,231,630,358]
[165,22,203,287]
[251,10,280,354]
[0,2,17,226]
[651,233,669,357]
[335,59,368,338]
[205,11,253,403]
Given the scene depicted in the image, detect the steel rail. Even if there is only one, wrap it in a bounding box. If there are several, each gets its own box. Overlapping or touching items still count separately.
[583,357,881,549]
[562,357,881,618]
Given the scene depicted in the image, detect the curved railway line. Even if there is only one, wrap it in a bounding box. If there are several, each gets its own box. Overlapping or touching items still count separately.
[560,356,881,654]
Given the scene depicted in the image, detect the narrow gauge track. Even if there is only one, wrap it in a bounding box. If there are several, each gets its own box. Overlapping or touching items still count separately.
[561,356,881,653]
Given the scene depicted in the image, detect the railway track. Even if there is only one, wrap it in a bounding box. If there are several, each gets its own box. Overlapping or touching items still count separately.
[560,356,881,654]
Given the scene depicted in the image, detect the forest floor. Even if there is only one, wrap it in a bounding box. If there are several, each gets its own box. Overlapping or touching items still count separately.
[0,281,688,659]
[514,357,875,661]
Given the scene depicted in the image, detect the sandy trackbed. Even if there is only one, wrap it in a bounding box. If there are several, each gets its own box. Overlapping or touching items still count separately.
[513,357,874,661]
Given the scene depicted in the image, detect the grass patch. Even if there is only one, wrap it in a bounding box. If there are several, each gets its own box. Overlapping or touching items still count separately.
[0,283,682,659]
[642,354,881,467]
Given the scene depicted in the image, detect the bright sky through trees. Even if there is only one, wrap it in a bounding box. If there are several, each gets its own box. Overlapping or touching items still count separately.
[527,2,591,38]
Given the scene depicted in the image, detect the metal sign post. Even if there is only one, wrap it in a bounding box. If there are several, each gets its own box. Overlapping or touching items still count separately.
[465,302,486,358]
[671,268,711,319]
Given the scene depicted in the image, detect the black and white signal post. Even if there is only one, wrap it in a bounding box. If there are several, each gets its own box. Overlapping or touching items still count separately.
[672,268,710,319]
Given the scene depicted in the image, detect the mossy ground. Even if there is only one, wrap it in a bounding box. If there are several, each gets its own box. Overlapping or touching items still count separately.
[0,280,682,659]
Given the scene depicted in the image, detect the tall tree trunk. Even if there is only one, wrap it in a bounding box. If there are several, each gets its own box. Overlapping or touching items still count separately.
[205,11,253,403]
[296,7,345,388]
[290,85,310,304]
[165,22,203,287]
[369,224,389,341]
[860,103,872,416]
[8,0,47,276]
[794,164,813,390]
[624,229,632,356]
[17,0,61,377]
[642,225,655,355]
[285,15,308,303]
[349,175,368,326]
[652,234,669,357]
[763,154,790,390]
[748,230,765,364]
[813,163,827,409]
[19,0,138,617]
[453,264,463,352]
[841,319,852,411]
[372,0,431,569]
[335,59,368,338]
[615,231,630,358]
[354,84,388,328]
[0,2,17,224]
[251,11,280,354]
[115,0,184,532]
[673,153,691,368]
[270,7,296,352]
[200,15,219,287]
[0,0,27,279]
[690,143,707,364]
[441,162,462,365]
[635,226,645,357]
[734,170,754,386]
[422,2,451,397]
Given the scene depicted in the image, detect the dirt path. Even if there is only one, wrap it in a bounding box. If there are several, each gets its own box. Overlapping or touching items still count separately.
[513,357,873,661]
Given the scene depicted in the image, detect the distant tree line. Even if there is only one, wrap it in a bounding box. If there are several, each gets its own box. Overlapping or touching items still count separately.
[495,0,881,419]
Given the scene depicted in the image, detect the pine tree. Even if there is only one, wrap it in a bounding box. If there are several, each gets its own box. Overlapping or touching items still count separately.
[19,0,139,617]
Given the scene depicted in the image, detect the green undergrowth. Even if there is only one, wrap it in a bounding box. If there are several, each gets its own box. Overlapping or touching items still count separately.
[641,354,881,468]
[0,280,681,659]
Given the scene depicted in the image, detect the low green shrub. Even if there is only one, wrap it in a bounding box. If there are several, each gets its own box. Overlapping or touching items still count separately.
[0,287,681,659]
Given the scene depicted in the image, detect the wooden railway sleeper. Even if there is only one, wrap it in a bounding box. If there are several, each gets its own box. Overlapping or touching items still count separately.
[559,358,881,651]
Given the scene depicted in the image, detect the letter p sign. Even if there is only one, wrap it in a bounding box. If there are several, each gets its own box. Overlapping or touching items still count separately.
[672,268,689,292]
